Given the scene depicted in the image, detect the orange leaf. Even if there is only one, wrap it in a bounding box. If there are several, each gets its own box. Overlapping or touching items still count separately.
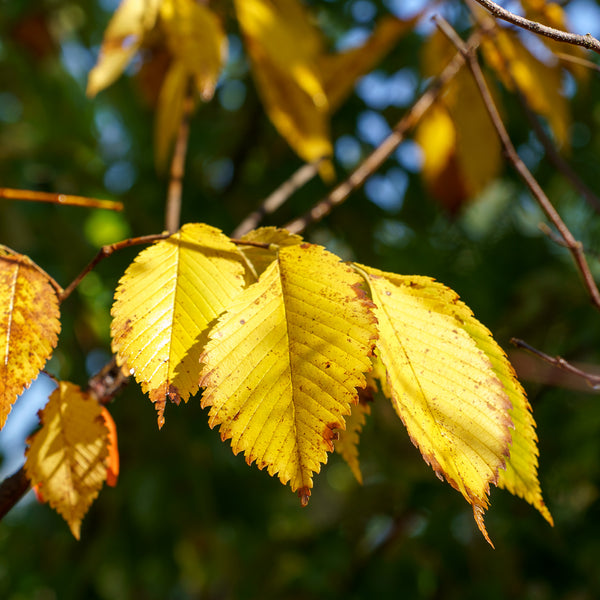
[101,407,119,487]
[0,248,61,430]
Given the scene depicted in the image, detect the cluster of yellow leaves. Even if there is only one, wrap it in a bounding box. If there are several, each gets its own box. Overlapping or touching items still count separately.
[88,0,412,175]
[0,248,118,537]
[110,224,552,545]
[417,0,574,211]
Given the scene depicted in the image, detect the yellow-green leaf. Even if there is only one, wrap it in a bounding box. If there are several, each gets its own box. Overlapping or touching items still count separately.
[160,0,227,101]
[359,266,514,545]
[0,248,61,430]
[87,0,161,97]
[111,223,245,428]
[334,389,371,484]
[199,243,377,503]
[24,381,108,539]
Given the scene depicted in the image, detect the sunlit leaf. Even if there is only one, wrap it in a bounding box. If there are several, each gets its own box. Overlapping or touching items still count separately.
[25,381,109,539]
[359,266,514,545]
[101,407,120,487]
[334,388,372,484]
[160,0,227,101]
[87,0,161,97]
[0,248,61,430]
[111,223,245,428]
[199,243,378,504]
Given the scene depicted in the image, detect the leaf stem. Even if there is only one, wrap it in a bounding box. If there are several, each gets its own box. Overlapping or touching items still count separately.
[60,233,169,302]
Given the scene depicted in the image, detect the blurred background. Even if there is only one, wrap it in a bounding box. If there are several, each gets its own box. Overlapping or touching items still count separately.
[1,0,600,598]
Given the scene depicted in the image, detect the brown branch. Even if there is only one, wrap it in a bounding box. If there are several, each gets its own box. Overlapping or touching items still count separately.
[165,78,195,234]
[231,160,321,238]
[60,233,169,302]
[555,52,600,74]
[0,188,123,211]
[434,15,600,311]
[283,34,481,234]
[0,357,130,520]
[511,338,600,390]
[470,0,600,54]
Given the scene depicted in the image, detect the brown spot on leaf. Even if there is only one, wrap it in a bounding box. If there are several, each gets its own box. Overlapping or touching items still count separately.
[239,319,246,325]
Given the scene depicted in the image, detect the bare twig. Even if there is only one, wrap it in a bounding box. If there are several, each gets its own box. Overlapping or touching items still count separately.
[555,52,600,74]
[60,233,169,302]
[434,15,600,311]
[511,338,600,390]
[0,188,123,211]
[0,357,130,520]
[284,34,481,234]
[165,78,195,234]
[231,160,321,238]
[470,0,600,54]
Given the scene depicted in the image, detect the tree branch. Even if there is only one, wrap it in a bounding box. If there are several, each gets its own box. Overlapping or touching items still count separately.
[0,188,123,211]
[165,77,195,234]
[470,0,600,54]
[434,15,600,311]
[284,33,482,234]
[231,160,321,238]
[511,338,600,390]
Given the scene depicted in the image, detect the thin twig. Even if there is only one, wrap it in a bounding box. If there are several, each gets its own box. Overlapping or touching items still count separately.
[284,33,481,234]
[0,188,123,211]
[434,15,600,311]
[511,338,600,390]
[165,78,195,234]
[231,160,322,238]
[470,0,600,54]
[555,52,600,74]
[0,357,131,520]
[60,233,169,302]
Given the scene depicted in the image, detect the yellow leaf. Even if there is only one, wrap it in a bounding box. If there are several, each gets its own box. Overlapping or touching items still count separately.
[417,31,502,211]
[87,0,161,97]
[334,389,371,484]
[0,248,61,430]
[154,61,191,172]
[24,381,108,539]
[111,223,245,428]
[359,266,514,545]
[160,0,227,101]
[199,243,378,504]
[482,29,570,146]
[239,227,303,283]
[234,0,327,106]
[319,15,415,112]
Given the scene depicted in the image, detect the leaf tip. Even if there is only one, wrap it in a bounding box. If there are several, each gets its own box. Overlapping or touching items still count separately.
[473,503,494,549]
[298,486,311,507]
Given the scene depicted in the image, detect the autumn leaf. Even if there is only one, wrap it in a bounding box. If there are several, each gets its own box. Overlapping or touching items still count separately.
[199,243,378,504]
[87,0,161,97]
[481,28,570,146]
[101,407,120,487]
[334,388,372,484]
[111,223,245,428]
[358,266,516,545]
[416,30,502,211]
[0,248,61,430]
[25,381,109,539]
[234,0,410,177]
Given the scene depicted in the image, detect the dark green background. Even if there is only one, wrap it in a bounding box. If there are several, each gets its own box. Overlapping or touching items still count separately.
[1,0,600,598]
